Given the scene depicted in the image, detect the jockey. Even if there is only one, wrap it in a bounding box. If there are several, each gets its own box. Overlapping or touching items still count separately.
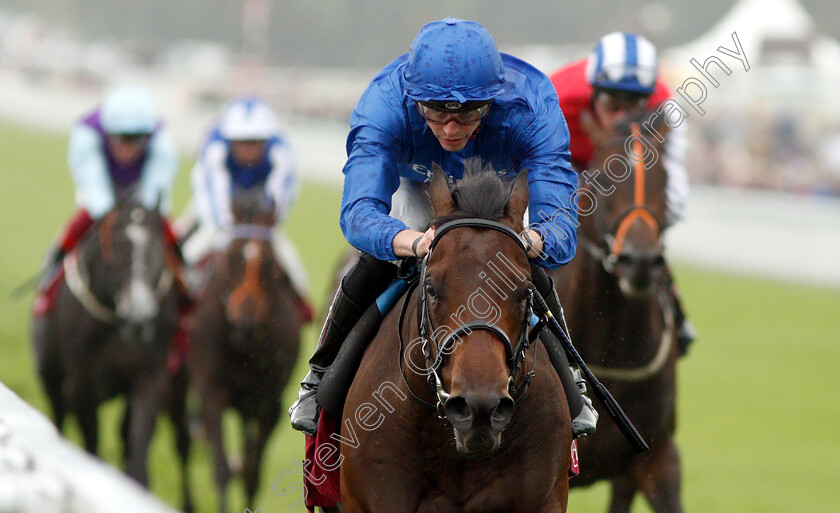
[290,18,598,438]
[548,32,696,353]
[36,85,180,299]
[181,96,313,323]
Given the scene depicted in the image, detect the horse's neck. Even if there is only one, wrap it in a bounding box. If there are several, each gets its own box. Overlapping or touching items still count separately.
[566,249,661,357]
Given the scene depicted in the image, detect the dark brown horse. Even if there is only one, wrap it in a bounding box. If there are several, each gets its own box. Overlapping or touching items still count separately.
[31,196,193,511]
[189,188,302,513]
[551,117,683,512]
[339,162,572,513]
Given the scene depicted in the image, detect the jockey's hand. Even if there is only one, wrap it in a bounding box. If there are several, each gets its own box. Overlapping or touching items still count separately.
[393,227,435,258]
[521,228,544,259]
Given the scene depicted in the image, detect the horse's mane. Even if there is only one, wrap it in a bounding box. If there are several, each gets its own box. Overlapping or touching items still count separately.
[433,157,510,225]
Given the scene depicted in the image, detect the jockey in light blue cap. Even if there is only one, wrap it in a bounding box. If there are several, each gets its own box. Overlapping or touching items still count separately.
[34,85,181,315]
[289,18,598,442]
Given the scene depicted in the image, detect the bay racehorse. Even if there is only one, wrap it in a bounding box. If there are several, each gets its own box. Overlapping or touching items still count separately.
[189,187,302,513]
[339,162,572,513]
[31,194,193,511]
[550,116,683,512]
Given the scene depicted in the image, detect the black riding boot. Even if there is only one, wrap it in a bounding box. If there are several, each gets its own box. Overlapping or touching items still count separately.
[289,253,396,435]
[531,264,599,438]
[665,265,696,357]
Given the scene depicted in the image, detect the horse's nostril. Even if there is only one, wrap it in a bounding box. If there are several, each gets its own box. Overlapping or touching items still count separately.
[616,254,633,267]
[444,396,472,428]
[491,397,515,431]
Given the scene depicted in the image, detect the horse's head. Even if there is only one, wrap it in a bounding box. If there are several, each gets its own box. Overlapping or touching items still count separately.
[420,159,534,457]
[222,188,281,346]
[583,113,670,298]
[75,193,174,344]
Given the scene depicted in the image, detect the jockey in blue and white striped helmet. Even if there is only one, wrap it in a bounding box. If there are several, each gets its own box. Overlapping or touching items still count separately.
[585,32,658,96]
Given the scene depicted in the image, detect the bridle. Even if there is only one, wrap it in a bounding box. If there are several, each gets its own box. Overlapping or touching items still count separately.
[400,218,543,419]
[584,123,665,274]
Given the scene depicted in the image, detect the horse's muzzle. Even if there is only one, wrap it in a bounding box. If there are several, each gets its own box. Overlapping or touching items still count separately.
[615,252,666,298]
[119,320,157,345]
[445,393,515,457]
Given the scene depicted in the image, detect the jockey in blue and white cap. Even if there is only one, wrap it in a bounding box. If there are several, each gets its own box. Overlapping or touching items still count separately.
[550,32,695,351]
[290,18,598,439]
[182,96,312,322]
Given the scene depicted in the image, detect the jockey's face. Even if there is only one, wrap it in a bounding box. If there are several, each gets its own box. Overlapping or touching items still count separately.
[230,140,267,167]
[592,90,648,129]
[419,103,489,152]
[106,134,150,167]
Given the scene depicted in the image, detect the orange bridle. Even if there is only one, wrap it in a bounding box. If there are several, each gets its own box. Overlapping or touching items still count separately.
[608,123,660,258]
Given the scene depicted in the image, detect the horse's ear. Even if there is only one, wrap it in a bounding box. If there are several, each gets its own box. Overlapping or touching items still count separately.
[429,164,456,217]
[504,170,529,230]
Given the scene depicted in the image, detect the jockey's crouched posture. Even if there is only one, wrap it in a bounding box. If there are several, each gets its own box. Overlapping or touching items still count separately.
[178,97,313,323]
[549,32,696,354]
[289,18,598,439]
[35,85,182,311]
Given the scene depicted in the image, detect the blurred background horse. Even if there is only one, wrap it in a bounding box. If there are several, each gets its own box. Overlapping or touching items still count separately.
[30,194,193,511]
[551,115,684,512]
[189,187,302,513]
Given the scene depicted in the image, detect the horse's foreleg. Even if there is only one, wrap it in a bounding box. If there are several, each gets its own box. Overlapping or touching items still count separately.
[121,398,132,463]
[201,385,231,513]
[37,362,66,431]
[243,407,279,507]
[167,368,195,513]
[125,372,167,486]
[68,383,99,455]
[630,439,683,513]
[33,321,66,432]
[607,474,637,513]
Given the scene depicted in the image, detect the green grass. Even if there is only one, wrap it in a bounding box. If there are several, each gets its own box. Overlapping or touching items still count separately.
[2,122,839,512]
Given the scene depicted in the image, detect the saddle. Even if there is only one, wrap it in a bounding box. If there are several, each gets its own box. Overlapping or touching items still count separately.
[317,277,411,420]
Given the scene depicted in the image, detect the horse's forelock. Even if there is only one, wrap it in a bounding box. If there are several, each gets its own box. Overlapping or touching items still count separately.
[433,158,510,225]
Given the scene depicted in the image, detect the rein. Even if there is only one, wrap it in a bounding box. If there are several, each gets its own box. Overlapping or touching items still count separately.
[400,218,540,419]
[64,251,120,324]
[230,223,274,242]
[63,241,174,326]
[586,290,675,381]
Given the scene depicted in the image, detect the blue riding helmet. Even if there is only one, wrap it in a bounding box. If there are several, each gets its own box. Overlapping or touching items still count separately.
[586,32,658,95]
[100,85,158,135]
[404,18,505,109]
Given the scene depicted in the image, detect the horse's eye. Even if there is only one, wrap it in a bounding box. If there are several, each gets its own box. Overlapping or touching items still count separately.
[425,284,437,299]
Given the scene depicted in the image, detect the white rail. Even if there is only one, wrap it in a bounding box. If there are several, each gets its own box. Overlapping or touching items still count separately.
[0,382,181,513]
[668,185,840,286]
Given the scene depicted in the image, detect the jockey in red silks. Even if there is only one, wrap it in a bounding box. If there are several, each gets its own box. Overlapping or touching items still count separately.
[35,85,181,313]
[548,32,696,353]
[177,97,313,323]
